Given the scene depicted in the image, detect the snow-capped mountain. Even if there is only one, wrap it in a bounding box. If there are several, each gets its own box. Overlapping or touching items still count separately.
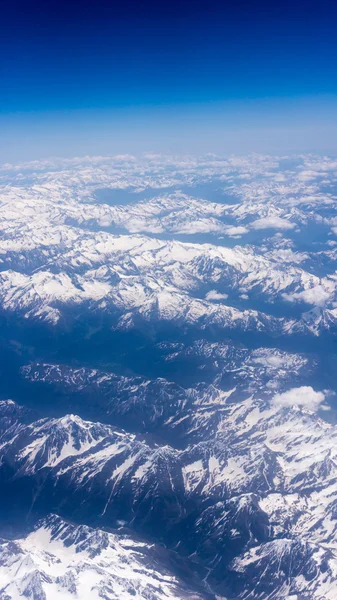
[2,153,337,598]
[1,154,337,338]
[19,341,315,439]
[0,514,208,600]
[1,395,337,598]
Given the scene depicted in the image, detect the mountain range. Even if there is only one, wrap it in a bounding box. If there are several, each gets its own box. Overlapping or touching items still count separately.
[1,153,337,598]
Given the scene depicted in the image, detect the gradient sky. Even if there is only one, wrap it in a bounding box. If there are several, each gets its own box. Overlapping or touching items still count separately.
[1,0,337,161]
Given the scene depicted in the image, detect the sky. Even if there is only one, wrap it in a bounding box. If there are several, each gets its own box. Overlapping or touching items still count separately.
[1,0,337,161]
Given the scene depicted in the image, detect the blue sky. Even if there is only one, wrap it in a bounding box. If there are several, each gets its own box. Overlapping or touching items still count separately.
[1,0,337,160]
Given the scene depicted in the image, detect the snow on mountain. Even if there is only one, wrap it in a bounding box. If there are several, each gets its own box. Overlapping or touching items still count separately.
[21,363,194,433]
[1,395,337,597]
[20,342,312,439]
[2,153,337,598]
[0,227,335,335]
[1,153,337,336]
[6,413,115,473]
[0,514,208,600]
[229,538,337,599]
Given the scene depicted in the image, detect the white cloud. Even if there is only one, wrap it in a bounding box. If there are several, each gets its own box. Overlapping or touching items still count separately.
[251,216,295,230]
[297,170,320,181]
[287,194,333,207]
[282,285,332,306]
[205,290,229,302]
[272,386,325,411]
[225,225,249,237]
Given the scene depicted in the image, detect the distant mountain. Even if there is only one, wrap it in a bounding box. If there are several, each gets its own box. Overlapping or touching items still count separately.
[1,153,337,598]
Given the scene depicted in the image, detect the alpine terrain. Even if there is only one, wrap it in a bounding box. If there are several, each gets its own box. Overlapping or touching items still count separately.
[1,152,337,599]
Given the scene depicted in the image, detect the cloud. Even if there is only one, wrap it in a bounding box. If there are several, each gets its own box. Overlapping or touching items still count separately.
[225,225,249,237]
[296,170,320,181]
[282,285,332,306]
[205,290,229,301]
[251,216,295,230]
[271,386,325,411]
